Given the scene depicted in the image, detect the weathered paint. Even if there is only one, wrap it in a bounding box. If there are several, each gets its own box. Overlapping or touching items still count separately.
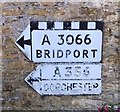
[25,63,102,95]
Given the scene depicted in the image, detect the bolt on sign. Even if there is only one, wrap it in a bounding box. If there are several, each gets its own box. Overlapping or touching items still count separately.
[15,21,103,95]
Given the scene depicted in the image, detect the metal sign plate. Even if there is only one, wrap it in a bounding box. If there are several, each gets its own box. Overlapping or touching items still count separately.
[15,21,103,63]
[25,63,102,95]
[15,21,103,95]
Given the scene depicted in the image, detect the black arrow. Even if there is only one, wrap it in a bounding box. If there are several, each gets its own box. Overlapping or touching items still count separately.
[27,76,42,86]
[16,36,31,49]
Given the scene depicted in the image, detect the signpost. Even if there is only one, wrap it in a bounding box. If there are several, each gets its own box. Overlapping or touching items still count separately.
[15,21,103,63]
[16,21,103,95]
[25,63,101,95]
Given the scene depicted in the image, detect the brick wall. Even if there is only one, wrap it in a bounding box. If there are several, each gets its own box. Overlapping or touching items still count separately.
[1,1,120,111]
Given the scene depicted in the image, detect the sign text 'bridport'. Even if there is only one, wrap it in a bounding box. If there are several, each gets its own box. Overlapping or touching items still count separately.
[16,21,103,63]
[15,21,103,95]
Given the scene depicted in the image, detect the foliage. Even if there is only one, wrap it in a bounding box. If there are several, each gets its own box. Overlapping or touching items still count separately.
[98,103,120,112]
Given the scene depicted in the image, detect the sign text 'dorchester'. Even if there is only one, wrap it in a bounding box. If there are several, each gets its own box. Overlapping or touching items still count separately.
[25,63,102,95]
[16,21,103,95]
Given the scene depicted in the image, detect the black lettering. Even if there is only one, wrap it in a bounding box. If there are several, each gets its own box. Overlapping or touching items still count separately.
[67,83,73,91]
[84,83,90,91]
[42,34,51,45]
[76,34,82,45]
[40,69,42,80]
[66,34,74,45]
[36,50,42,58]
[91,49,97,58]
[50,83,54,91]
[93,83,98,88]
[84,34,91,45]
[53,66,61,77]
[74,50,80,58]
[44,50,50,58]
[83,67,90,76]
[65,67,72,77]
[57,50,63,58]
[57,34,64,45]
[44,84,49,91]
[88,85,92,91]
[66,50,71,58]
[53,50,55,58]
[73,83,77,89]
[55,83,61,90]
[61,83,66,91]
[74,66,81,76]
[78,83,82,89]
[85,83,90,85]
[83,50,88,58]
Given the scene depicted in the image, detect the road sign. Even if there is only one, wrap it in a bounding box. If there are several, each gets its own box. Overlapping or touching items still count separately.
[25,63,102,95]
[15,21,103,63]
[15,21,103,95]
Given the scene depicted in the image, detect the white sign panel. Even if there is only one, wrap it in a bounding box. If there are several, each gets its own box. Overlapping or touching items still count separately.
[31,80,101,95]
[25,63,102,95]
[32,30,102,62]
[26,63,101,80]
[15,21,103,63]
[16,21,103,95]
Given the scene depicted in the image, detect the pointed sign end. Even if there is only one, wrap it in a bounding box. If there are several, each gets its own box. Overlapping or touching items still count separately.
[15,24,32,61]
[16,36,24,49]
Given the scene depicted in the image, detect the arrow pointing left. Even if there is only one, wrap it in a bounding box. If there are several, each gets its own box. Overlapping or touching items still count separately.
[15,25,32,60]
[25,63,102,95]
[16,36,31,49]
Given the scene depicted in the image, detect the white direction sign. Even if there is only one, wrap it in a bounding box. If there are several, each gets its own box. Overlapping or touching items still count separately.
[15,21,103,95]
[15,21,103,63]
[25,63,102,95]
